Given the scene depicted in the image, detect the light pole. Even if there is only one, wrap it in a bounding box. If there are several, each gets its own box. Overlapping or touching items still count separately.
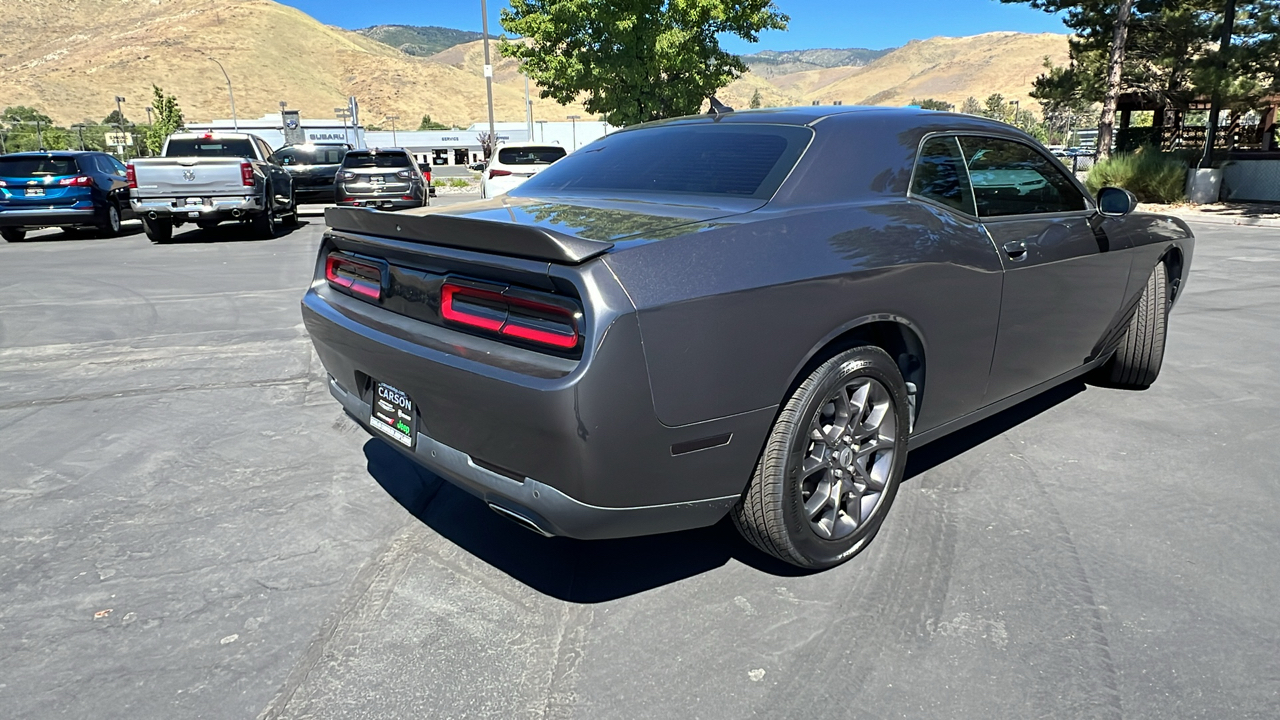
[566,115,580,150]
[524,74,534,139]
[536,120,547,143]
[386,114,399,147]
[481,0,496,155]
[334,108,352,146]
[1009,99,1020,125]
[209,57,239,130]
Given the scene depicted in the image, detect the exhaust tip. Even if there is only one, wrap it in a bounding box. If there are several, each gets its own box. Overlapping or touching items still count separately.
[147,211,158,220]
[488,503,555,538]
[231,209,242,218]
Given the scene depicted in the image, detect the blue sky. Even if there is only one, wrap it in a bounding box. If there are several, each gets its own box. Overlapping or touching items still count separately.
[278,0,1069,52]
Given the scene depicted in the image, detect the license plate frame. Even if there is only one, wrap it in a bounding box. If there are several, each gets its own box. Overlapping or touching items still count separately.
[25,187,44,197]
[370,380,415,448]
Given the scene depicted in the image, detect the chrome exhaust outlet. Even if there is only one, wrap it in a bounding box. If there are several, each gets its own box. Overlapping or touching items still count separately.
[231,209,242,218]
[147,211,158,220]
[488,503,555,538]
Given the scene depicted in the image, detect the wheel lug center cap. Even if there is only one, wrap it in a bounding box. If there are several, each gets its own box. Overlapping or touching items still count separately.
[837,447,854,468]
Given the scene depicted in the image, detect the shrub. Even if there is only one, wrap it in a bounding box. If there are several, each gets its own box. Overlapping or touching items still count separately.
[1086,147,1188,203]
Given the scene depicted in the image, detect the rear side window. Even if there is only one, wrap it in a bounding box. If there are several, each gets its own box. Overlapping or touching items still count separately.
[165,138,256,158]
[342,152,412,169]
[498,146,567,165]
[0,156,80,177]
[910,136,975,216]
[512,124,813,199]
[958,137,1087,217]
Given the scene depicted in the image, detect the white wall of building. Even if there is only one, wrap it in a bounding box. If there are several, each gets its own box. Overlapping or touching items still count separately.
[185,114,365,151]
[363,121,614,166]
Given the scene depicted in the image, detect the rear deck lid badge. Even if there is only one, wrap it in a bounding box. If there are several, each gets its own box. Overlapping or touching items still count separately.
[183,169,196,181]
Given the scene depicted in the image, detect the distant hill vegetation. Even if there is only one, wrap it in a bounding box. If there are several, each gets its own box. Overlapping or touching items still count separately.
[357,25,483,57]
[741,47,895,78]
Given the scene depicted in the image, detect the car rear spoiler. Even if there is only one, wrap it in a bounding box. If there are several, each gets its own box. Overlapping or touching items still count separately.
[325,206,614,265]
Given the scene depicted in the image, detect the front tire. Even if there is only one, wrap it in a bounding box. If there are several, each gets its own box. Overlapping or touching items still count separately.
[252,192,279,239]
[142,216,173,244]
[733,346,909,569]
[281,188,299,229]
[1,228,27,242]
[1098,263,1168,389]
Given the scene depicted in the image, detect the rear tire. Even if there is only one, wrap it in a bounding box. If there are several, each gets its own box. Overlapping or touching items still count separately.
[252,190,279,239]
[96,203,122,238]
[1099,263,1168,389]
[1,228,27,242]
[733,346,909,569]
[142,216,173,244]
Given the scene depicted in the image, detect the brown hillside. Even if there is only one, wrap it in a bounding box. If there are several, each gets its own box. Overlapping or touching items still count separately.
[788,32,1070,112]
[0,0,586,127]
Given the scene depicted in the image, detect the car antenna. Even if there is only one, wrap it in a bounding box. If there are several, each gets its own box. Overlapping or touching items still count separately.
[707,96,735,115]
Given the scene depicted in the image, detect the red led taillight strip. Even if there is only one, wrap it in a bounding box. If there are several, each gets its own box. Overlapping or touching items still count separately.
[324,252,383,301]
[440,281,580,350]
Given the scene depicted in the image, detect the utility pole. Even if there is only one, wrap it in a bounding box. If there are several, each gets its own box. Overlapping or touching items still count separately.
[481,0,496,156]
[35,117,45,152]
[209,57,239,130]
[1200,0,1238,168]
[524,74,534,140]
[386,114,399,147]
[536,120,547,143]
[73,124,86,150]
[567,115,580,150]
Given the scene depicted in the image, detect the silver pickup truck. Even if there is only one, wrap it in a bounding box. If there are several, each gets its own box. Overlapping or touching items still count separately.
[128,132,297,243]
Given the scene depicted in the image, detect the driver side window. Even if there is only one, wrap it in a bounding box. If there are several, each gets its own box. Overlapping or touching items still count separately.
[957,136,1087,218]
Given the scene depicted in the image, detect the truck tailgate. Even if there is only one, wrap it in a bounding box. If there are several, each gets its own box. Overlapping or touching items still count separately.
[130,157,248,197]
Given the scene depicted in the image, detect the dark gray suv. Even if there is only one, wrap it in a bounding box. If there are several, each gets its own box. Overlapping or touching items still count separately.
[335,148,428,210]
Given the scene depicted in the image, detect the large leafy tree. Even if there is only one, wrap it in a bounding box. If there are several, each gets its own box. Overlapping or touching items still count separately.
[145,85,185,155]
[500,0,788,126]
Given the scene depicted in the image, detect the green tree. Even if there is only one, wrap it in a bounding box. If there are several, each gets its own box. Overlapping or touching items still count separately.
[102,109,132,128]
[749,89,763,109]
[909,98,953,111]
[500,0,789,126]
[417,114,449,130]
[144,85,185,155]
[959,96,983,115]
[1,106,66,152]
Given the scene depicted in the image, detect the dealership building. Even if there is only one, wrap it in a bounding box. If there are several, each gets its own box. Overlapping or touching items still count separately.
[186,115,613,166]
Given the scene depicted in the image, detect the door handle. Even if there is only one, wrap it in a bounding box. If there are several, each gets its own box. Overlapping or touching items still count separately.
[1002,240,1028,262]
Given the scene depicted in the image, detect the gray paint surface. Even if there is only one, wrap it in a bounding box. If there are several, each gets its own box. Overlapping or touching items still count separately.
[0,217,1277,718]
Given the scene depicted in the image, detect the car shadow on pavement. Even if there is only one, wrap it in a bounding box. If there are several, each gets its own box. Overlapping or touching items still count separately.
[163,220,312,244]
[12,224,146,242]
[361,379,1088,603]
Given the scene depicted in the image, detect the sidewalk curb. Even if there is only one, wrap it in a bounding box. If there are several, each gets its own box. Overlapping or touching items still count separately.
[1161,213,1280,228]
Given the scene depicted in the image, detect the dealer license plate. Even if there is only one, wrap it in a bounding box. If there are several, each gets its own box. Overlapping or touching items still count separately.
[370,381,415,448]
[25,188,44,197]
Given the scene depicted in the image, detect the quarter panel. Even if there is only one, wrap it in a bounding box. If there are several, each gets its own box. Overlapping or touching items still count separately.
[605,200,1004,431]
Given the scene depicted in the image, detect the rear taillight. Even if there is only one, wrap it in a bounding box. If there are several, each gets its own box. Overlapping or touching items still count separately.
[337,171,356,181]
[488,168,512,179]
[324,252,383,301]
[396,169,411,179]
[58,175,94,187]
[441,280,580,350]
[240,161,254,186]
[125,163,137,189]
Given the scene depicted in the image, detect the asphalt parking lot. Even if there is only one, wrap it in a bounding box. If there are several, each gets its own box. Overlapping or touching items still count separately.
[1,209,1277,719]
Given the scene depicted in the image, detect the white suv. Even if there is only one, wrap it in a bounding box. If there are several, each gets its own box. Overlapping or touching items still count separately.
[479,142,568,199]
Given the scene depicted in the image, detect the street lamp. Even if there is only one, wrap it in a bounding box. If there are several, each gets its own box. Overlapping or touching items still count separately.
[385,114,399,147]
[113,96,126,157]
[536,120,547,143]
[480,0,496,154]
[334,108,352,146]
[208,57,239,130]
[566,115,581,150]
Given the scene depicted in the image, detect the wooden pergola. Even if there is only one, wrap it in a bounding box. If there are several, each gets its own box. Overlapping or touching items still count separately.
[1115,92,1279,154]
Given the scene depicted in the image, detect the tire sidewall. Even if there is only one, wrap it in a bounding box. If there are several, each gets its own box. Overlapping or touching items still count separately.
[778,349,910,567]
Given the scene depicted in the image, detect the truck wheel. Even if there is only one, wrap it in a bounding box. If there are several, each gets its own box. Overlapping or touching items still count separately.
[281,188,300,229]
[732,346,909,569]
[252,195,279,239]
[1,228,27,242]
[142,216,173,244]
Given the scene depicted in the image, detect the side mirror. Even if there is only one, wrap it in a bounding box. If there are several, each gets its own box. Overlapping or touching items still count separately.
[1097,186,1138,217]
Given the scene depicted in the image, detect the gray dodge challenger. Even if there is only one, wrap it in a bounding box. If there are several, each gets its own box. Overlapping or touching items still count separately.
[302,106,1193,569]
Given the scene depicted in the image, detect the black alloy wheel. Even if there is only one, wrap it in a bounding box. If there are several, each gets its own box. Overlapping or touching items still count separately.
[734,346,910,569]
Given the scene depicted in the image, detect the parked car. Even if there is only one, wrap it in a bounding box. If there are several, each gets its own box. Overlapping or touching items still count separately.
[302,107,1193,569]
[334,148,428,210]
[468,161,487,172]
[128,132,297,243]
[0,151,134,241]
[479,142,568,198]
[272,142,350,205]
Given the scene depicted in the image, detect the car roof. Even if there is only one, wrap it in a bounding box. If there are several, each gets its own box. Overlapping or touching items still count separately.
[496,141,566,149]
[350,147,410,154]
[2,150,100,157]
[623,105,1021,135]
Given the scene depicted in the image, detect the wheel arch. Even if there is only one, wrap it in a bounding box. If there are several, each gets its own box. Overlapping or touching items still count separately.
[785,316,928,431]
[1160,244,1185,304]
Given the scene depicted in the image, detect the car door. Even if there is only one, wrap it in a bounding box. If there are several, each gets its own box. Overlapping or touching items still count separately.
[960,135,1132,403]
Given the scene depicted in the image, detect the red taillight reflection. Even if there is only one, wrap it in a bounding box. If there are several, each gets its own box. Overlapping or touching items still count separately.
[240,161,254,186]
[325,253,382,301]
[440,281,579,350]
[125,163,137,189]
[488,168,512,179]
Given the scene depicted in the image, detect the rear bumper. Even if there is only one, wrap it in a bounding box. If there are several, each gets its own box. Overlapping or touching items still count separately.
[131,195,263,219]
[335,197,423,210]
[301,279,772,540]
[0,207,97,228]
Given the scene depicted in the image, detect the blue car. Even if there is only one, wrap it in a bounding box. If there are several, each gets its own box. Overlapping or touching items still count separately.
[0,151,134,241]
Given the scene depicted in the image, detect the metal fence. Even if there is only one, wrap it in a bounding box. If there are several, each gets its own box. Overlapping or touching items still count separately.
[1222,159,1280,203]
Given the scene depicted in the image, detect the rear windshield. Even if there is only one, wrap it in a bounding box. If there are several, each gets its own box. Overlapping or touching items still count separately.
[342,152,412,169]
[498,146,567,166]
[165,138,256,158]
[275,145,346,166]
[0,156,80,178]
[511,124,813,199]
